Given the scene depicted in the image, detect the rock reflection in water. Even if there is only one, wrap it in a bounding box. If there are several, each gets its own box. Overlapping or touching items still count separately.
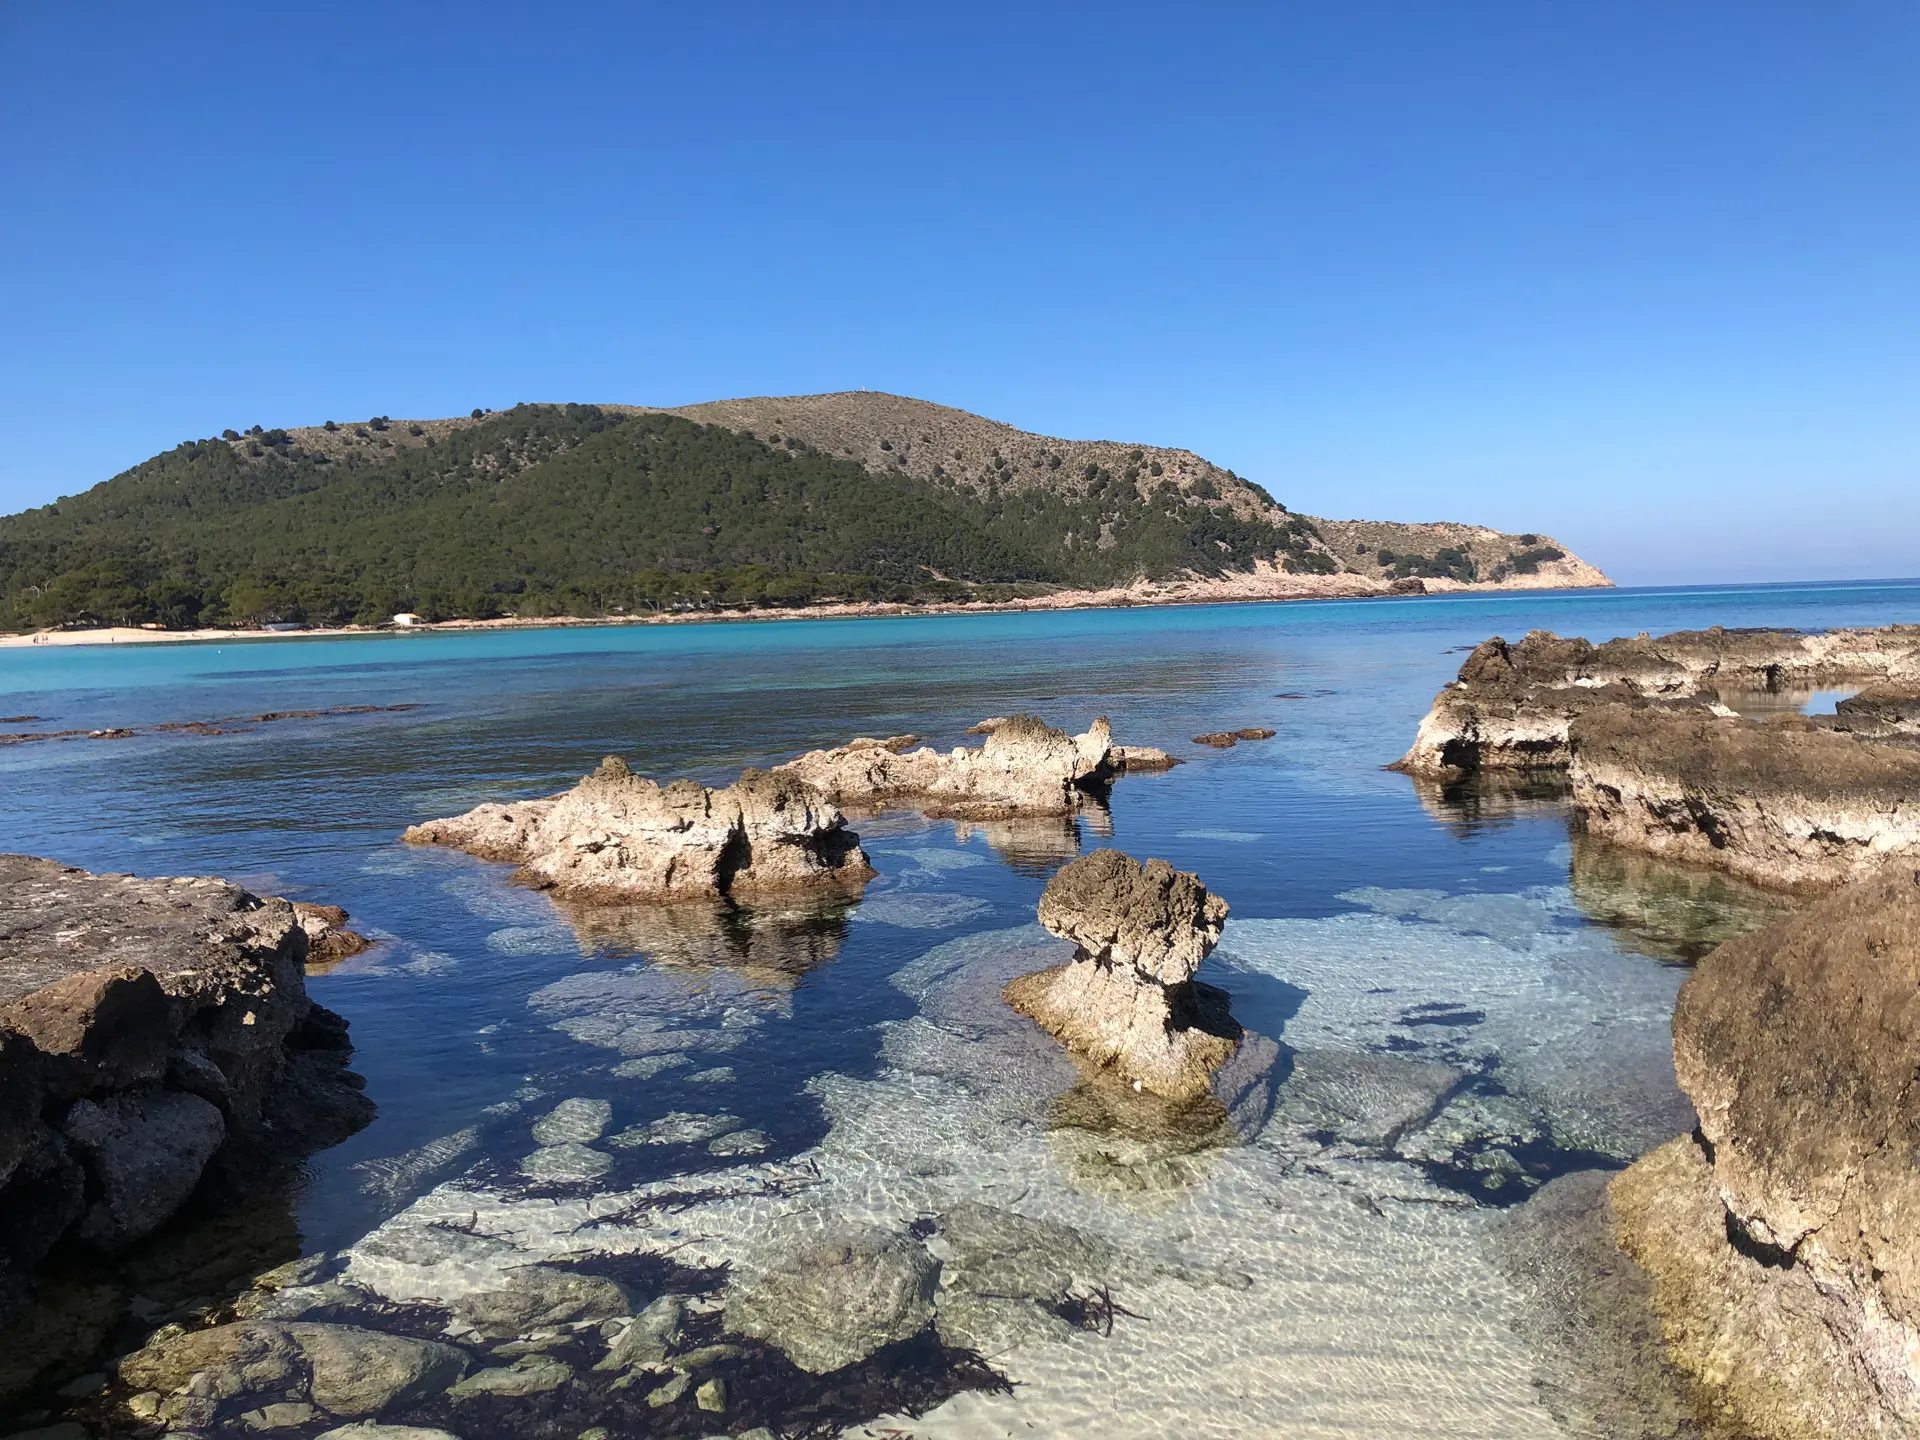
[551,893,854,985]
[1566,836,1795,964]
[1407,772,1570,836]
[947,811,1087,875]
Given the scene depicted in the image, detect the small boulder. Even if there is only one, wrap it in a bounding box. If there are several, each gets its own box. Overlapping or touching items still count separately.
[530,1097,611,1146]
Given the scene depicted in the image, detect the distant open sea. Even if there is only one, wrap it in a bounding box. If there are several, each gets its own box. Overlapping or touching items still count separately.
[5,577,1918,1436]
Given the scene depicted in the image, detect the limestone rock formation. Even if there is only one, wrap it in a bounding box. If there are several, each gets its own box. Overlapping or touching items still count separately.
[1397,624,1920,779]
[1611,861,1920,1439]
[1004,849,1237,1101]
[776,714,1116,819]
[403,757,872,901]
[1570,706,1920,891]
[0,856,373,1398]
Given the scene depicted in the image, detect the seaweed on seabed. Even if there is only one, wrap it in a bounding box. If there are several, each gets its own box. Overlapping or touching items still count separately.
[385,1317,1013,1439]
[1048,1283,1147,1337]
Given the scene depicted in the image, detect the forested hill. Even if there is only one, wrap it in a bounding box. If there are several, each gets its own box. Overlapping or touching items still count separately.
[0,404,1331,629]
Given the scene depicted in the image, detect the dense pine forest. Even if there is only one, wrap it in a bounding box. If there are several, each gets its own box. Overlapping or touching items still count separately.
[0,406,1324,629]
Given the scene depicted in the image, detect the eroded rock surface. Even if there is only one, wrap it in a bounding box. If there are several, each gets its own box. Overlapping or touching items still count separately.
[776,714,1116,819]
[1612,861,1920,1439]
[1004,849,1237,1101]
[404,756,873,901]
[0,855,374,1397]
[1397,624,1920,779]
[1570,706,1920,891]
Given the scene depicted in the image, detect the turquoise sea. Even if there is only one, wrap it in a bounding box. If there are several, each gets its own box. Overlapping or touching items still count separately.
[5,578,1919,1438]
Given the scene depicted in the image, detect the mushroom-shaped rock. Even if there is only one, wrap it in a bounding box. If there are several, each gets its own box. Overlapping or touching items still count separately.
[1004,849,1237,1101]
[403,758,872,902]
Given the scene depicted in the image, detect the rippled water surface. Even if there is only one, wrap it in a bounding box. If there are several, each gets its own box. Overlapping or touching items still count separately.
[5,580,1919,1438]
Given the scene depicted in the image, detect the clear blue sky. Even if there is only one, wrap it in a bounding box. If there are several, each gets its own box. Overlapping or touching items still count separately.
[4,3,1915,586]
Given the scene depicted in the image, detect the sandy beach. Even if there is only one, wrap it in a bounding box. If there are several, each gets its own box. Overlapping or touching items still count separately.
[0,563,1606,649]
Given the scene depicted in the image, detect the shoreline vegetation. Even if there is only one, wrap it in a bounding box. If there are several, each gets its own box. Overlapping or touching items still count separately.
[0,393,1609,640]
[0,566,1606,648]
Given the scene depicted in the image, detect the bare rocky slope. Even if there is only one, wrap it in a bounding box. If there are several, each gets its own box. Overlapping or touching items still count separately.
[272,391,1610,595]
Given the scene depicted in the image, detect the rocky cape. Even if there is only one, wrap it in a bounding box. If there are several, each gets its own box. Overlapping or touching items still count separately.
[0,856,374,1400]
[1004,849,1238,1102]
[1611,860,1920,1439]
[403,757,874,902]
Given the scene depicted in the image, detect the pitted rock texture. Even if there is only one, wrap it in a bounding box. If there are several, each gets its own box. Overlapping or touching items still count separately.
[775,714,1115,819]
[1396,624,1920,779]
[1612,862,1920,1440]
[404,757,872,901]
[1570,706,1920,891]
[1005,849,1238,1101]
[0,855,372,1364]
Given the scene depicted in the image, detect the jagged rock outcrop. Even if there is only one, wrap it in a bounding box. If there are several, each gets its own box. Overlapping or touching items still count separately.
[1003,849,1237,1101]
[776,714,1116,819]
[1570,706,1920,891]
[0,857,373,1370]
[1612,861,1920,1440]
[1396,624,1920,779]
[403,757,872,901]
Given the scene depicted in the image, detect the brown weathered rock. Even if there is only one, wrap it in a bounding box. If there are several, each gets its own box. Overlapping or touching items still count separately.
[1111,745,1182,771]
[1570,706,1920,891]
[1397,624,1920,779]
[776,714,1115,819]
[0,856,372,1365]
[1005,849,1236,1101]
[404,757,872,902]
[1612,862,1920,1439]
[292,903,371,966]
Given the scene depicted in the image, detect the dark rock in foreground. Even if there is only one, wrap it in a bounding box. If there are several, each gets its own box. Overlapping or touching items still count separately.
[1611,860,1920,1439]
[1005,849,1237,1101]
[0,855,373,1397]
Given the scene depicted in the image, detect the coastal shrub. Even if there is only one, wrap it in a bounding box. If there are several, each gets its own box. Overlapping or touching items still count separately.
[222,428,239,440]
[323,420,338,432]
[1191,475,1219,500]
[1149,460,1163,476]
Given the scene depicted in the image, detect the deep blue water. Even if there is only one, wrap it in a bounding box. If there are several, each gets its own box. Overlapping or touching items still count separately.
[4,579,1918,1252]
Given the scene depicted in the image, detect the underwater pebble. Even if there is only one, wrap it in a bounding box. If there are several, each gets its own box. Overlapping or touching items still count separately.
[519,1143,612,1182]
[531,1097,613,1145]
[708,1129,770,1156]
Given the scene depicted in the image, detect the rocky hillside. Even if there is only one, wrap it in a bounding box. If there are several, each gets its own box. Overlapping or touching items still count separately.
[0,393,1608,631]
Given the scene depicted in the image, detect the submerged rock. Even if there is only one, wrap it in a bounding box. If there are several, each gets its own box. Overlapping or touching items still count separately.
[1004,849,1238,1101]
[450,1264,632,1339]
[776,714,1116,819]
[116,1319,468,1422]
[1612,860,1920,1439]
[725,1227,940,1373]
[404,758,873,902]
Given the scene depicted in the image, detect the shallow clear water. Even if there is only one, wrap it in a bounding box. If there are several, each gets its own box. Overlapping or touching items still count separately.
[5,579,1919,1437]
